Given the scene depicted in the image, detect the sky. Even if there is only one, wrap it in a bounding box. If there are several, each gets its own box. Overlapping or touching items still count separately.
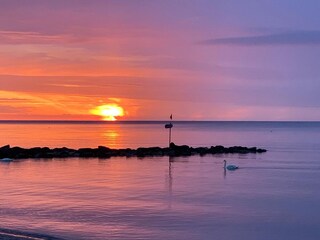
[1,0,320,121]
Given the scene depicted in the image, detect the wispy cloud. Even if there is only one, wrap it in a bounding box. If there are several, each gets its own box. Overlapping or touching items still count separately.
[0,98,29,102]
[201,30,320,46]
[0,30,74,44]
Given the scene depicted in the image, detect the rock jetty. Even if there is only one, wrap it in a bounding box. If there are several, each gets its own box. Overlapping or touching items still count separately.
[0,143,267,160]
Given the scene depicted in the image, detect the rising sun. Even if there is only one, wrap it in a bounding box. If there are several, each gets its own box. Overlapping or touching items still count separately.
[90,104,124,121]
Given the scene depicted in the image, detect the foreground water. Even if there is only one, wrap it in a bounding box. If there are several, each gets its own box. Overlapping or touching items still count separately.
[1,121,320,239]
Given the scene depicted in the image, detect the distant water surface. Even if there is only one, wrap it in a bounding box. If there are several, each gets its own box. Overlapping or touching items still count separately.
[0,121,320,239]
[2,121,320,150]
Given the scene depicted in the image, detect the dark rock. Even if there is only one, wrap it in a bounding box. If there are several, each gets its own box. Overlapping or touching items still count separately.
[257,148,267,153]
[78,148,97,157]
[50,147,76,158]
[11,146,24,152]
[136,147,148,157]
[0,143,267,159]
[0,144,10,151]
[0,145,11,158]
[96,146,112,158]
[98,146,111,151]
[169,143,192,156]
[195,147,209,156]
[212,145,225,153]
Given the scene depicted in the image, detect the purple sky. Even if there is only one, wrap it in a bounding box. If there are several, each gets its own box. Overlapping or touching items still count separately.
[1,0,320,120]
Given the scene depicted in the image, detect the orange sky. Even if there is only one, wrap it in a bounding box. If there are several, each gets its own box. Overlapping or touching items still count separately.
[1,1,320,121]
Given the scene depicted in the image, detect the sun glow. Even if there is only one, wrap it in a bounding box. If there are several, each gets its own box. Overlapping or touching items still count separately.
[90,104,124,121]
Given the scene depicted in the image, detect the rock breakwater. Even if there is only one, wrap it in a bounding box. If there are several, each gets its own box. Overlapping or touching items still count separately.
[0,143,267,160]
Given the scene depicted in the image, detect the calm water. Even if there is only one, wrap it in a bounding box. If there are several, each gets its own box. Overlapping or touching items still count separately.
[1,121,320,239]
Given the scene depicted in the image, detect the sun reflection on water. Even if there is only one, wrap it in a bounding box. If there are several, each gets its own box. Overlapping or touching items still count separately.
[102,127,121,148]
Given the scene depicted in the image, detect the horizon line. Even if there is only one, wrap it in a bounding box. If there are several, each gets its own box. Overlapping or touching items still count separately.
[1,120,320,123]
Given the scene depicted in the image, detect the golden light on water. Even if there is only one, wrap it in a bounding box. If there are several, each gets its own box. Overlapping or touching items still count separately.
[90,104,124,121]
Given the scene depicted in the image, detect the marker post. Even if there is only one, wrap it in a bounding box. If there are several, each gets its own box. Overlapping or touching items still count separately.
[165,114,173,147]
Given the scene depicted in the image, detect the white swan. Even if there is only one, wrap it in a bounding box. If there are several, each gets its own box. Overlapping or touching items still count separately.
[223,160,238,170]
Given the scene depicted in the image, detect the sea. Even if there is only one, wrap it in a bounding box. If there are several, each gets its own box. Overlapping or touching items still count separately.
[0,121,320,240]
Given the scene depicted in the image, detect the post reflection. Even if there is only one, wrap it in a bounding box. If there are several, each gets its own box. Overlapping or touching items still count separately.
[166,156,174,209]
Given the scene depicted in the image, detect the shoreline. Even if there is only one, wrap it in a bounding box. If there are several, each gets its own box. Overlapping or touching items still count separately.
[0,228,63,240]
[0,143,267,160]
